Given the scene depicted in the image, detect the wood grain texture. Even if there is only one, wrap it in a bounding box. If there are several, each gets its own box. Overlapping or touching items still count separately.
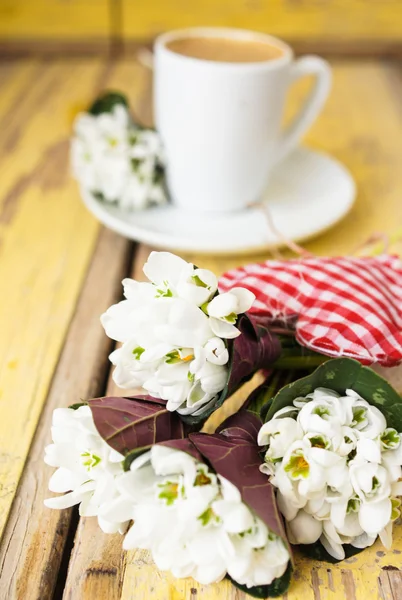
[121,0,402,48]
[1,56,402,600]
[0,227,132,600]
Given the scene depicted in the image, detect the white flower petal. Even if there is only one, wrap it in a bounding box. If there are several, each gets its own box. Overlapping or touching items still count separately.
[379,522,394,550]
[287,510,323,544]
[358,498,392,536]
[337,512,364,538]
[143,251,190,287]
[351,531,377,549]
[209,317,240,339]
[276,490,301,521]
[207,293,239,319]
[320,532,345,561]
[356,438,382,463]
[48,467,84,493]
[228,287,256,313]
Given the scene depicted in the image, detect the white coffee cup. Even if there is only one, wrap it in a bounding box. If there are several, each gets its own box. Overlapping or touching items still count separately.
[154,27,331,213]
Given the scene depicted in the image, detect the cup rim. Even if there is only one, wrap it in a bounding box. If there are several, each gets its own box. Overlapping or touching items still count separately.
[154,27,293,69]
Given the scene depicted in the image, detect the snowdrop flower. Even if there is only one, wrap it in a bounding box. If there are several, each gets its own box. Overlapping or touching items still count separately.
[227,528,289,588]
[129,128,165,162]
[117,446,289,587]
[190,353,228,395]
[258,418,303,461]
[143,251,218,307]
[259,386,402,560]
[349,459,391,503]
[287,509,323,544]
[207,288,255,338]
[296,391,351,438]
[44,406,127,534]
[71,104,167,210]
[101,252,255,415]
[203,337,229,365]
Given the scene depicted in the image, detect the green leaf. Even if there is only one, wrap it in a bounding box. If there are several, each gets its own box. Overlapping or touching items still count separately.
[246,370,307,419]
[265,358,402,429]
[272,335,329,370]
[227,563,292,598]
[69,402,88,410]
[298,541,364,563]
[89,91,129,116]
[123,445,152,471]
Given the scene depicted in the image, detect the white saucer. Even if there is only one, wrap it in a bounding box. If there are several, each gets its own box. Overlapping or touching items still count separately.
[81,147,355,256]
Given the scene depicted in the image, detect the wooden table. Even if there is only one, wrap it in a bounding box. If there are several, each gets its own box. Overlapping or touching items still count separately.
[1,56,402,600]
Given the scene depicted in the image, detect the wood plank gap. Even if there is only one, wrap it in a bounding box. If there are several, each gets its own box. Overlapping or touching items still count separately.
[0,40,111,60]
[52,507,80,600]
[0,229,134,600]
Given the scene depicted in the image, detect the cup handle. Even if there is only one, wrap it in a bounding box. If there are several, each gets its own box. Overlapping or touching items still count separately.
[276,56,332,164]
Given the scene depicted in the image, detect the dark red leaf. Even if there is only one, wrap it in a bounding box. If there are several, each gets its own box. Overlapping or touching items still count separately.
[190,410,289,548]
[226,314,282,397]
[159,437,203,461]
[89,395,193,455]
[216,410,262,444]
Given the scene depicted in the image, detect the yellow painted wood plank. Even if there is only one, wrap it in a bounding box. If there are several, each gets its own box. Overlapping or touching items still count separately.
[0,60,40,119]
[0,229,131,600]
[121,0,402,43]
[119,60,402,598]
[0,0,109,40]
[0,58,115,539]
[119,531,402,600]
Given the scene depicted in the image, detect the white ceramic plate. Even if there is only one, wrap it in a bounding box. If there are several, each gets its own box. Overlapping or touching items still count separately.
[81,147,356,256]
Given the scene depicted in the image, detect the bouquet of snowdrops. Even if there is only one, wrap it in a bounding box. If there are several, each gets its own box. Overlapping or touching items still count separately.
[44,249,402,597]
[71,92,167,210]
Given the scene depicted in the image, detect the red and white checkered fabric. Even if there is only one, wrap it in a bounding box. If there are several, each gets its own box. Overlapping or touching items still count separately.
[219,255,402,367]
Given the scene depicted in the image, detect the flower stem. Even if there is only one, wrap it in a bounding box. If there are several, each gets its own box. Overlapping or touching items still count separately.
[273,352,329,370]
[272,336,329,370]
[245,370,300,418]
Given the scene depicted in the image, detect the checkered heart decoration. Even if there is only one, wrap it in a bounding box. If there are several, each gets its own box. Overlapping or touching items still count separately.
[219,255,402,367]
